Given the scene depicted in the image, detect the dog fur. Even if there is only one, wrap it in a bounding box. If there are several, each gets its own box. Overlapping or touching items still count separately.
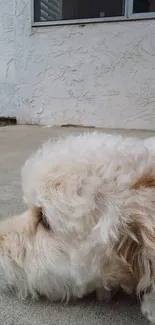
[1,132,155,322]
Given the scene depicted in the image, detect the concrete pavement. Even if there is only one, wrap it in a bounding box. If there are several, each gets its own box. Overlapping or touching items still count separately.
[0,125,152,325]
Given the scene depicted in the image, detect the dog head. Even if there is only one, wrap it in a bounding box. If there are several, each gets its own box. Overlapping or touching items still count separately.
[0,205,90,300]
[1,134,155,302]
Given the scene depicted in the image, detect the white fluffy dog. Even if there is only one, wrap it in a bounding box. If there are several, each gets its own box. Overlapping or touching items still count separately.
[1,132,155,323]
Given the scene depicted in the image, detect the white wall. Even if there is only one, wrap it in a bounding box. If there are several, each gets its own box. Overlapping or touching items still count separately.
[0,0,15,117]
[1,0,155,129]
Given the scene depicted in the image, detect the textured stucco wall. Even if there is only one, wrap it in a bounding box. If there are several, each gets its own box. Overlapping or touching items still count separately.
[1,0,155,129]
[0,0,15,117]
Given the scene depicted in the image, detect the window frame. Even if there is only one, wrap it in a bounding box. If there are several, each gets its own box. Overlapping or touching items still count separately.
[32,0,155,26]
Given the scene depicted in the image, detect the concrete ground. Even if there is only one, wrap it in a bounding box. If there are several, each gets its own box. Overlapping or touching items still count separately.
[1,125,154,325]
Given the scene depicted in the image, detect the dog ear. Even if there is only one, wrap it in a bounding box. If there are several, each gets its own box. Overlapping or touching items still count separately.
[131,171,155,190]
[115,215,155,296]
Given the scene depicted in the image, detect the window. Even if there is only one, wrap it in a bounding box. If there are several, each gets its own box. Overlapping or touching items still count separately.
[33,0,155,25]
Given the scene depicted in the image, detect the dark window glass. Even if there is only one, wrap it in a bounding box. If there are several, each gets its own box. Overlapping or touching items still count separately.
[133,0,155,13]
[34,0,125,23]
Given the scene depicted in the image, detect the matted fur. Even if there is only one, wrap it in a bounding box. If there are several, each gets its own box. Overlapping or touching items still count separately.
[1,132,155,322]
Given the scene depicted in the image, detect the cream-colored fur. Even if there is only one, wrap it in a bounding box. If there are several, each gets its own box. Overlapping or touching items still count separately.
[1,132,155,322]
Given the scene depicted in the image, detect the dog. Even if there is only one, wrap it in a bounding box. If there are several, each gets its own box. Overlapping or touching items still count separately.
[1,132,155,323]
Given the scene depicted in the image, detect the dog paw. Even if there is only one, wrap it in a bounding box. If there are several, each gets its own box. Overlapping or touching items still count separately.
[96,288,114,302]
[141,291,155,324]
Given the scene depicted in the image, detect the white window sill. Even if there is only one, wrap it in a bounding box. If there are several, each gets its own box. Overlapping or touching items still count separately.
[32,13,155,27]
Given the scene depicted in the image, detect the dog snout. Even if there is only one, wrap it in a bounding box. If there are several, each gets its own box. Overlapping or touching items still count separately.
[0,207,41,237]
